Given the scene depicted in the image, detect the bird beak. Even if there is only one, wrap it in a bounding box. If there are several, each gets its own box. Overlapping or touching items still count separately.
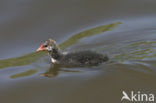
[36,47,43,52]
[36,44,45,52]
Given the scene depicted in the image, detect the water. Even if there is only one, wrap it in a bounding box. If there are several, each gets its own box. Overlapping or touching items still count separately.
[0,0,156,103]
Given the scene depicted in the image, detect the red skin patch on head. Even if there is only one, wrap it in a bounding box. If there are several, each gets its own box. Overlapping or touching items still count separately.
[40,44,44,48]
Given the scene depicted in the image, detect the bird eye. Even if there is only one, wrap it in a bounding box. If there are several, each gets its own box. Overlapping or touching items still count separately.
[44,44,48,47]
[43,41,49,47]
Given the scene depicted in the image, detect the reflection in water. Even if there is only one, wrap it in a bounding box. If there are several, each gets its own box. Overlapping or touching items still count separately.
[40,64,60,77]
[40,64,82,78]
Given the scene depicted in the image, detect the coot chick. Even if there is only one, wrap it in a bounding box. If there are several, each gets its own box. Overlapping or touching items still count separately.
[36,39,108,66]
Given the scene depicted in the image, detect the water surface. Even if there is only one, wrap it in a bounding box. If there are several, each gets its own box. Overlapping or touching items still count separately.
[0,0,156,103]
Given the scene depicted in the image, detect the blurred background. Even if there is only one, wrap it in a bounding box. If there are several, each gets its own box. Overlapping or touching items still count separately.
[0,0,156,103]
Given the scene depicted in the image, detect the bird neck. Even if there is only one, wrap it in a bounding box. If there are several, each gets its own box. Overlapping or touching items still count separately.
[48,48,62,61]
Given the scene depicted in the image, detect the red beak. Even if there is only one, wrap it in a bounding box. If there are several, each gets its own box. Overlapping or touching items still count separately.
[36,44,44,52]
[36,47,43,52]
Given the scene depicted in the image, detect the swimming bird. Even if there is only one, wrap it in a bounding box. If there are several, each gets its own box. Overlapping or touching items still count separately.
[36,39,108,66]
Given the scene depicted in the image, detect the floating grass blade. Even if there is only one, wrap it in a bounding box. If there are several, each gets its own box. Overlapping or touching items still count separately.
[0,52,45,69]
[59,22,121,49]
[0,22,121,69]
[10,69,37,79]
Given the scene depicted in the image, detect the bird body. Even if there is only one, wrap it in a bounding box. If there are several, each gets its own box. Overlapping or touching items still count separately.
[50,50,108,66]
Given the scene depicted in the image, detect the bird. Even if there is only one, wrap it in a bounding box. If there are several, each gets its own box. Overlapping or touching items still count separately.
[36,38,109,67]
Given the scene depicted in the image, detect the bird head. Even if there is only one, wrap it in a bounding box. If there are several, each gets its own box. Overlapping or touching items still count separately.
[36,38,57,52]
